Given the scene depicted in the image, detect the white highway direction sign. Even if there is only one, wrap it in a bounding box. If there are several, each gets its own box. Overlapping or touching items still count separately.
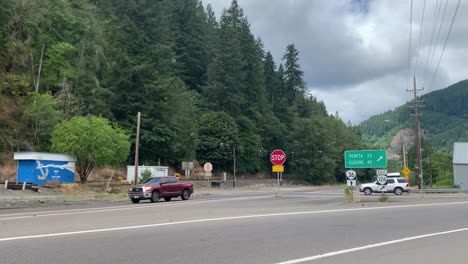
[346,170,357,180]
[347,180,356,187]
[377,175,388,185]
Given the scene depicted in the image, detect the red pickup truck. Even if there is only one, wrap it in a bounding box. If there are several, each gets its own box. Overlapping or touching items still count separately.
[128,176,194,203]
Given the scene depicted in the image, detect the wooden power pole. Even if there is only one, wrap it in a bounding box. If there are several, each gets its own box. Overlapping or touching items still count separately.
[408,77,424,189]
[134,112,141,185]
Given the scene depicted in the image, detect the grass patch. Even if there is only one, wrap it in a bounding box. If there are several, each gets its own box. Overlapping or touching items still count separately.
[344,186,354,202]
[379,193,389,202]
[432,178,456,189]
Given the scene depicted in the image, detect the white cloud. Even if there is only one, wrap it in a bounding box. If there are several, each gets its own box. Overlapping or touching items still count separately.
[204,0,468,124]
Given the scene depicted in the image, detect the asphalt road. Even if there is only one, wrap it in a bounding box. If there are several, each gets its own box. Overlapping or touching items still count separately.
[1,188,468,264]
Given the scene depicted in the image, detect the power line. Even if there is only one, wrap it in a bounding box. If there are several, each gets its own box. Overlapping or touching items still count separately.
[428,0,462,91]
[425,0,449,87]
[406,0,414,92]
[413,0,427,75]
[421,0,443,87]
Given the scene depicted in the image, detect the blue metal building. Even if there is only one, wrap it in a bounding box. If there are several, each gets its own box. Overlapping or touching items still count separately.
[453,142,468,189]
[14,152,76,185]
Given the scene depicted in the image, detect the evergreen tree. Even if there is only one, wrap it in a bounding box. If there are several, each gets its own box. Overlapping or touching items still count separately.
[196,111,239,172]
[205,4,219,68]
[170,0,210,92]
[282,43,305,103]
[264,52,279,108]
[203,1,245,116]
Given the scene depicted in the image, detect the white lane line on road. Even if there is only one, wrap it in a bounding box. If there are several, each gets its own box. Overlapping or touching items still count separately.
[275,227,468,264]
[1,201,468,242]
[0,195,272,221]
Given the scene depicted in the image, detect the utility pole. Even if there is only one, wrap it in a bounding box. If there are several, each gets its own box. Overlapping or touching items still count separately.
[233,146,236,188]
[402,142,407,168]
[35,44,45,92]
[134,112,141,185]
[408,76,424,189]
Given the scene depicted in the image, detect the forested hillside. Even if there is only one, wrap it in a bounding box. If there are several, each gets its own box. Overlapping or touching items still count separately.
[0,0,364,184]
[358,80,468,151]
[357,80,467,187]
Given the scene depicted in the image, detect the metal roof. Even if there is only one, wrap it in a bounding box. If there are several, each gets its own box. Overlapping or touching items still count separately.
[453,142,468,165]
[14,152,75,162]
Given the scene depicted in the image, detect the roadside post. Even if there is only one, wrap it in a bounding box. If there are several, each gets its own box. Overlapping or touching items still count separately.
[271,149,286,195]
[402,166,411,181]
[203,162,213,187]
[182,161,194,180]
[376,172,388,199]
[344,149,388,201]
[346,170,357,201]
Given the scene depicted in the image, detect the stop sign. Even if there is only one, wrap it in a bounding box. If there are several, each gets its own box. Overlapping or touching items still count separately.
[270,149,286,165]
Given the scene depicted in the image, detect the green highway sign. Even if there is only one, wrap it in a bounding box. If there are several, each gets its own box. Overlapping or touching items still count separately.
[344,149,387,168]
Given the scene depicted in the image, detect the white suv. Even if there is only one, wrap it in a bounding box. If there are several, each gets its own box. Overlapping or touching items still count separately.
[359,176,410,195]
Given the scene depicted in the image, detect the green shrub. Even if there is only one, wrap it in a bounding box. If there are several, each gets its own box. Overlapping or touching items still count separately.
[344,186,354,202]
[110,187,122,194]
[139,169,153,183]
[379,193,389,202]
[433,178,455,189]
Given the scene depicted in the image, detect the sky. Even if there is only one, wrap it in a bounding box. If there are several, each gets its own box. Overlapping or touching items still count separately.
[203,0,468,124]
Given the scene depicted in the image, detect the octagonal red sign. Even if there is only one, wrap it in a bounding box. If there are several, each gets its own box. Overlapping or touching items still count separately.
[270,149,286,165]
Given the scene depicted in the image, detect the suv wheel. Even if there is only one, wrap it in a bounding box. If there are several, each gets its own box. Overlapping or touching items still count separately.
[181,189,190,200]
[363,188,372,195]
[150,191,160,203]
[394,187,403,195]
[131,198,140,204]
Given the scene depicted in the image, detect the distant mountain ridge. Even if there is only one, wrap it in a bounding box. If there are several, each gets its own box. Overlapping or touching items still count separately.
[358,80,468,152]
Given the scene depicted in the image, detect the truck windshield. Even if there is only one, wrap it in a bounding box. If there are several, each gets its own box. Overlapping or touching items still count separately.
[144,177,161,184]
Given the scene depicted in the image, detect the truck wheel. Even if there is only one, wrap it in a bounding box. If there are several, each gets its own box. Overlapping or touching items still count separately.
[164,197,172,202]
[150,191,160,203]
[131,199,140,204]
[181,189,190,200]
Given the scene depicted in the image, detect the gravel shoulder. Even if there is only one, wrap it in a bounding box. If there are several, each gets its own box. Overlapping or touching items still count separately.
[0,183,328,209]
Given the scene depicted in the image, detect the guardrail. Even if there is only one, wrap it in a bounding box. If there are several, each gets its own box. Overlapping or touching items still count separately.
[410,188,468,194]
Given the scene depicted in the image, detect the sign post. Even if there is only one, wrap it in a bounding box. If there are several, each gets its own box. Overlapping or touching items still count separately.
[182,161,194,180]
[344,149,387,201]
[204,162,213,186]
[377,174,388,196]
[271,149,286,195]
[402,166,411,181]
[346,170,357,201]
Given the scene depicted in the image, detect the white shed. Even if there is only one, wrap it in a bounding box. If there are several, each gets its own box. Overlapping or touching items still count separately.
[126,165,169,183]
[453,142,468,189]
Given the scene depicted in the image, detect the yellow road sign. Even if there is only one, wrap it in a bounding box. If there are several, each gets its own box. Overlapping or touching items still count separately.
[402,167,411,175]
[272,165,284,172]
[402,167,411,181]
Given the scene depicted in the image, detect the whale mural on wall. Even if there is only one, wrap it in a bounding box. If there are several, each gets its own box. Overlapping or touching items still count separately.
[14,152,76,185]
